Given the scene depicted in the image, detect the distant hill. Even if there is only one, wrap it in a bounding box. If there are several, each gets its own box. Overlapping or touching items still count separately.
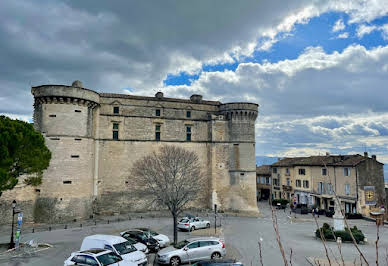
[256,156,387,182]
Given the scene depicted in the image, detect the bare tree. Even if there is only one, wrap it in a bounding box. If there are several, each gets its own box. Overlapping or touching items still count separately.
[130,145,205,245]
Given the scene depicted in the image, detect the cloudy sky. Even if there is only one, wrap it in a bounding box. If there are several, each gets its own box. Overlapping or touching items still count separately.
[1,0,387,178]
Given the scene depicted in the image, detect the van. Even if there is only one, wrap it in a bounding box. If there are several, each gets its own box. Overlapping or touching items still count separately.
[80,235,147,266]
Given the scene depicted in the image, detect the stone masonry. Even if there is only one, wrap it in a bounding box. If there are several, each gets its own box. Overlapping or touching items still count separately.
[0,81,259,223]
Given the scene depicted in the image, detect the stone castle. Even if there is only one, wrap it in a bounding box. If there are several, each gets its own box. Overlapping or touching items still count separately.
[0,80,259,223]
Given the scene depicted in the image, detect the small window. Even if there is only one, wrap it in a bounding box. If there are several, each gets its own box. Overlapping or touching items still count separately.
[74,110,81,113]
[155,124,161,141]
[286,178,290,186]
[303,180,309,188]
[74,138,82,141]
[71,155,79,158]
[155,109,161,116]
[113,106,119,114]
[113,123,119,140]
[50,137,60,140]
[345,184,350,195]
[63,181,72,184]
[186,126,191,141]
[298,168,306,175]
[35,189,41,193]
[272,168,277,174]
[285,168,289,174]
[344,167,350,176]
[49,114,56,117]
[240,173,245,176]
[186,111,191,118]
[187,242,200,249]
[296,180,301,187]
[322,168,327,176]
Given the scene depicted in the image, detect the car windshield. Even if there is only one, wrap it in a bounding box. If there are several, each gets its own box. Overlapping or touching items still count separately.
[174,240,189,249]
[97,252,122,266]
[113,241,137,255]
[123,237,136,244]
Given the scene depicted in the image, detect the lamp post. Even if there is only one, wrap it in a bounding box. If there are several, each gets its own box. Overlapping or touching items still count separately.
[8,200,16,249]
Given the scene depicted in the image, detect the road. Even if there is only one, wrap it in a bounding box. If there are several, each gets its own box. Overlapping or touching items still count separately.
[0,203,387,265]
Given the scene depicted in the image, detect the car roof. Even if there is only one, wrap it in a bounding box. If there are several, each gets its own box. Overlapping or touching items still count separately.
[77,249,111,255]
[187,237,221,242]
[84,234,128,244]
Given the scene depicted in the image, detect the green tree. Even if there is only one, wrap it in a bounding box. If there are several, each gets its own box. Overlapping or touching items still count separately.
[0,115,51,196]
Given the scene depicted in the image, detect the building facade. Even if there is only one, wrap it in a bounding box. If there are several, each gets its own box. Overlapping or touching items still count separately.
[270,154,385,216]
[0,81,259,223]
[256,165,272,201]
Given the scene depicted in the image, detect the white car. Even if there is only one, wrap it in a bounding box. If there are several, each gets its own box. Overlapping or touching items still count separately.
[80,235,147,265]
[134,228,170,248]
[156,237,226,266]
[64,249,137,266]
[177,217,211,231]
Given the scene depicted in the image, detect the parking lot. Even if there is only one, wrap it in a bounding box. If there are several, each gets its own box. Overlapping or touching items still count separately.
[0,203,387,266]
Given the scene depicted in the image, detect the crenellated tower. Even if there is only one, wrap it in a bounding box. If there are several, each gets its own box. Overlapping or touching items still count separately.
[31,81,100,222]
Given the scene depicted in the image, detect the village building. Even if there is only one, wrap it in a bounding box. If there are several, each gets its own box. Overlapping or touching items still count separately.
[269,153,385,216]
[256,165,272,201]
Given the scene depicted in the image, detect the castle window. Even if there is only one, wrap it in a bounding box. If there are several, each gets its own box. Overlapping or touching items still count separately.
[75,110,81,113]
[296,179,301,187]
[113,123,119,140]
[303,180,309,188]
[71,155,79,158]
[113,106,119,114]
[50,137,60,140]
[322,168,327,176]
[186,111,191,118]
[74,138,82,141]
[63,181,72,184]
[49,114,56,117]
[155,124,161,141]
[343,167,350,176]
[155,109,161,117]
[186,126,191,141]
[298,168,306,175]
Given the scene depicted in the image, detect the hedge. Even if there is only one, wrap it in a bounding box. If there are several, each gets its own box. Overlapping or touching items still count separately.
[315,223,365,243]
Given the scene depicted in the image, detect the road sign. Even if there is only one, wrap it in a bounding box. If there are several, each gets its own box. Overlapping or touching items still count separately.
[15,212,23,249]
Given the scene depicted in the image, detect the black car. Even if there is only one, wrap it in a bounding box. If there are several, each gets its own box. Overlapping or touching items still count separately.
[193,259,243,266]
[121,230,160,252]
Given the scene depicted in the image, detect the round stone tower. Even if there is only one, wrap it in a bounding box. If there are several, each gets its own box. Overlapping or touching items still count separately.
[31,81,100,222]
[219,102,259,213]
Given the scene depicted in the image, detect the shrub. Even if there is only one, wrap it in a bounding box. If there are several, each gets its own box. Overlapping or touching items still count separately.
[315,224,365,243]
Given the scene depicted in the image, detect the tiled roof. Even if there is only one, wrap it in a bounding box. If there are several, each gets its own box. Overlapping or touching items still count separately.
[271,155,383,167]
[256,165,271,175]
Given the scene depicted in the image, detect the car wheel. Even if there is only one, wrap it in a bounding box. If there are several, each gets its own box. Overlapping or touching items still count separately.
[211,252,221,259]
[170,256,181,266]
[206,223,210,228]
[190,226,195,232]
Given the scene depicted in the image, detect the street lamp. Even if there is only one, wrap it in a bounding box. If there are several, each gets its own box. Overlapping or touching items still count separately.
[8,200,17,249]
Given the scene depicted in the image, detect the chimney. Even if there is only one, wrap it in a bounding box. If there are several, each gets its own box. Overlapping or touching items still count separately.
[364,152,368,157]
[190,94,202,103]
[372,155,376,160]
[155,92,164,99]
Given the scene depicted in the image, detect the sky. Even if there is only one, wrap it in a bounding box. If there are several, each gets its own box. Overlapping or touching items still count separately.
[0,0,387,179]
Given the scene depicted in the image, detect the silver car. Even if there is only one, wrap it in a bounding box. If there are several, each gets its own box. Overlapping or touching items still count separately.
[156,237,226,266]
[177,217,211,231]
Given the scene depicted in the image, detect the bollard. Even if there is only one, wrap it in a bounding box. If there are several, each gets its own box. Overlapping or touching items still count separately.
[65,225,67,229]
[80,223,82,228]
[108,220,110,224]
[49,226,51,231]
[94,221,97,226]
[32,228,35,233]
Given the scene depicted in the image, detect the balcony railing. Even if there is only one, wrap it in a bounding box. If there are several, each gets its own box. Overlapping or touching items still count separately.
[282,185,293,191]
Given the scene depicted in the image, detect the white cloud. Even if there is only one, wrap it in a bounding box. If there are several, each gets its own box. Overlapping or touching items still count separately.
[336,32,349,38]
[357,24,378,38]
[332,19,346,32]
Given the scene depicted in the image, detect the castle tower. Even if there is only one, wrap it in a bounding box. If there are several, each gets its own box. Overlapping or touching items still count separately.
[210,102,258,213]
[31,81,100,222]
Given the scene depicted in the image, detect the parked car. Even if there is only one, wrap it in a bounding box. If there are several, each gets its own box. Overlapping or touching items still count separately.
[156,237,226,266]
[193,259,243,266]
[292,204,309,214]
[80,235,147,265]
[120,233,149,253]
[134,227,170,248]
[64,249,137,266]
[120,229,160,252]
[177,217,211,231]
